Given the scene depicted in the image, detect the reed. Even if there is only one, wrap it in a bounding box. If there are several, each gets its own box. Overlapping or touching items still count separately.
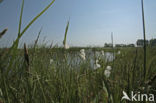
[24,43,29,72]
[0,0,156,103]
[141,0,147,81]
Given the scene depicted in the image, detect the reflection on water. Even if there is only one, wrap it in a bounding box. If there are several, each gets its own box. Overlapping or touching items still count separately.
[62,49,115,69]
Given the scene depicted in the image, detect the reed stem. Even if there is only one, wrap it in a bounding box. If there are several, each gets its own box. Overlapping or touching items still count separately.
[141,0,146,81]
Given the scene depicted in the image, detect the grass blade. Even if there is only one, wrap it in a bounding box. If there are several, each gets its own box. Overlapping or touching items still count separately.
[18,0,24,36]
[6,0,55,75]
[12,0,55,49]
[63,20,70,46]
[141,0,147,81]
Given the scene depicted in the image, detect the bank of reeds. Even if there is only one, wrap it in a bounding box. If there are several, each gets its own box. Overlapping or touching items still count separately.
[0,0,156,103]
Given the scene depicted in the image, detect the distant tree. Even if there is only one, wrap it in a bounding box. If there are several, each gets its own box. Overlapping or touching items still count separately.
[136,39,149,47]
[127,44,135,47]
[150,39,156,47]
[115,44,126,47]
[115,44,121,47]
[104,43,112,47]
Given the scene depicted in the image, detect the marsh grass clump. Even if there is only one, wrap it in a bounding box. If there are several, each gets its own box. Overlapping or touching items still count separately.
[0,41,156,103]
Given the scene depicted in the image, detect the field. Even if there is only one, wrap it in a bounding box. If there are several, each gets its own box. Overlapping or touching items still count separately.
[0,46,156,103]
[0,0,156,103]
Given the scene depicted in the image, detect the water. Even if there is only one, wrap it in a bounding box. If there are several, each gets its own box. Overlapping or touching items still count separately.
[62,49,115,69]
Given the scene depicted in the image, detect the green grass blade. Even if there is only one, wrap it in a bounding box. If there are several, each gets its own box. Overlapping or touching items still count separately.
[12,0,55,49]
[6,0,55,75]
[18,0,24,36]
[63,20,70,45]
[19,0,55,38]
[141,0,147,81]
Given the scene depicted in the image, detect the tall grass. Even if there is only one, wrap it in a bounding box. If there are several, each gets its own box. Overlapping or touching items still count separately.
[0,38,156,103]
[141,0,147,81]
[0,0,156,103]
[0,0,55,103]
[63,20,70,48]
[111,32,114,70]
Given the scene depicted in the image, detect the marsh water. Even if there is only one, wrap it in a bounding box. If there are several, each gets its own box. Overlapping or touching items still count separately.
[51,49,115,69]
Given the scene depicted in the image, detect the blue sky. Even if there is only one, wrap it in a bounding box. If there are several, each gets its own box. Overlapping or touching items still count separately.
[0,0,156,47]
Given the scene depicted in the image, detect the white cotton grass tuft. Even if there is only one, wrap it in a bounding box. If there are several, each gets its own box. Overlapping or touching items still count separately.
[104,65,112,78]
[106,65,112,71]
[64,43,69,49]
[94,59,101,70]
[104,69,111,78]
[101,50,104,56]
[117,51,121,55]
[50,59,54,64]
[79,49,86,60]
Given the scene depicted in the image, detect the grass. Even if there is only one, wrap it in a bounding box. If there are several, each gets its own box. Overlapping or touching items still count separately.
[1,43,156,103]
[141,0,147,81]
[0,0,156,103]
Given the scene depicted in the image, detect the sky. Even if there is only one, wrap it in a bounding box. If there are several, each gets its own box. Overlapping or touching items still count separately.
[0,0,156,47]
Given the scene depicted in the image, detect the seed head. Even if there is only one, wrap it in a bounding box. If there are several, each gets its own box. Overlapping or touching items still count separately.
[24,43,29,66]
[0,28,8,38]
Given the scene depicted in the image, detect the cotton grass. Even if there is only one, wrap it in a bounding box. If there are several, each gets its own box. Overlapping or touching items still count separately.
[94,59,101,70]
[104,66,112,78]
[79,49,86,60]
[50,59,54,64]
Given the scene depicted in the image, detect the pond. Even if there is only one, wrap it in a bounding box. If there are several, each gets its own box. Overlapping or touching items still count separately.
[50,49,115,69]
